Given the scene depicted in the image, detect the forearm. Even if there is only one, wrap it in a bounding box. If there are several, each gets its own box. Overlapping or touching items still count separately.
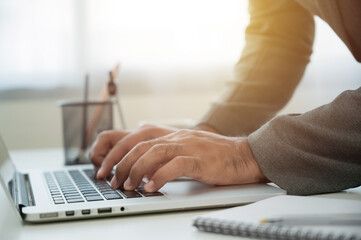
[201,0,315,136]
[248,88,361,195]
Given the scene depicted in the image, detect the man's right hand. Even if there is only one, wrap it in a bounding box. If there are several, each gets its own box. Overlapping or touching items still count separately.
[90,124,177,179]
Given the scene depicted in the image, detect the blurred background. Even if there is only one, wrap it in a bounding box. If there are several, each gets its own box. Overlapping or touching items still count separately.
[0,0,360,150]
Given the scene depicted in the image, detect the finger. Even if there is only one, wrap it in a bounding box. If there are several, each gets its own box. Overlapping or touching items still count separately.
[90,131,127,170]
[144,156,201,192]
[97,128,166,179]
[144,164,162,179]
[96,134,134,179]
[89,134,112,169]
[123,143,183,190]
[110,138,167,188]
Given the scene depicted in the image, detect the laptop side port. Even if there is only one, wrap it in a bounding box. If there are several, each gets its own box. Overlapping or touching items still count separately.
[98,208,112,214]
[82,209,91,215]
[40,212,58,219]
[65,211,75,216]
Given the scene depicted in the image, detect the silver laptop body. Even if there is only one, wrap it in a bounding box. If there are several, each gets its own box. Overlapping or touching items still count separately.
[0,135,285,223]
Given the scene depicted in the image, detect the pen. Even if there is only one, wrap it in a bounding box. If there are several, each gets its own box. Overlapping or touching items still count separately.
[108,70,127,130]
[260,213,361,226]
[86,64,121,145]
[79,73,89,164]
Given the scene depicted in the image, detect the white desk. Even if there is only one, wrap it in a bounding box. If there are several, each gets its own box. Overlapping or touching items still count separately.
[1,149,361,240]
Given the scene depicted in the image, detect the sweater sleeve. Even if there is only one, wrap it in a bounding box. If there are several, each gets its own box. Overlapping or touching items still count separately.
[249,87,361,195]
[201,0,315,136]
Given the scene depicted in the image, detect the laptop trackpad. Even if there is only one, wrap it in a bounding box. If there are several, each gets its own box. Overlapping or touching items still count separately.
[160,180,281,199]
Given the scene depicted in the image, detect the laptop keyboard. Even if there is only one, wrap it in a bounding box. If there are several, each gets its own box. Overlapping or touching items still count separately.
[44,169,163,204]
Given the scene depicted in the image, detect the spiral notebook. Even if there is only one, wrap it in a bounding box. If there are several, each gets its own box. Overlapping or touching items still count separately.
[193,195,361,240]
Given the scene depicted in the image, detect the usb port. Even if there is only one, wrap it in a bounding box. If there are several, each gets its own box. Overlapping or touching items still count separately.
[65,211,75,216]
[40,212,58,218]
[98,208,112,214]
[82,209,91,215]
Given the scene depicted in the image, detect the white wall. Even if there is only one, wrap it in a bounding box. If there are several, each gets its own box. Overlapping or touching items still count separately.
[1,16,360,150]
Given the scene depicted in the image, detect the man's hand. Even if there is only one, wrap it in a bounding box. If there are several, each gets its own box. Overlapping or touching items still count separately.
[108,129,268,192]
[89,124,177,179]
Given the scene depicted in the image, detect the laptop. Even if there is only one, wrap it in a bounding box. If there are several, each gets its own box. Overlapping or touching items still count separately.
[0,135,286,223]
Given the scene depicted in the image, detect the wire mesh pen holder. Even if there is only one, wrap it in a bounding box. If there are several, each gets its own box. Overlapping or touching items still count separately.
[59,100,114,165]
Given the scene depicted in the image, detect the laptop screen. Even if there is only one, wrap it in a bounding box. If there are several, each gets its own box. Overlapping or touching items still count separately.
[0,135,16,193]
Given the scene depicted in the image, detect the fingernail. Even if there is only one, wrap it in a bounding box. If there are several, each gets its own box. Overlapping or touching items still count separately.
[110,177,118,188]
[123,178,132,190]
[144,180,155,192]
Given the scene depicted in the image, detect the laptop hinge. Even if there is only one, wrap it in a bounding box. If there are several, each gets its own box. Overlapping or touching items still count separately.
[13,172,36,217]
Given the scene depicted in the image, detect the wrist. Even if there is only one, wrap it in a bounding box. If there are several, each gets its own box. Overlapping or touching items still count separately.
[235,137,269,183]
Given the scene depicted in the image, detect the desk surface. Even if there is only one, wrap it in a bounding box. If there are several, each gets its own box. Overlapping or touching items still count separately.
[1,149,361,240]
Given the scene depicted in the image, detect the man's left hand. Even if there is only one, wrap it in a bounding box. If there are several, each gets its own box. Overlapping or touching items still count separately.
[110,129,268,192]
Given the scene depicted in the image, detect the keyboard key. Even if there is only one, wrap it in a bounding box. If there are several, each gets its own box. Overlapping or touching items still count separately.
[83,194,101,198]
[137,188,164,197]
[65,196,83,201]
[63,191,79,195]
[79,189,96,193]
[85,196,104,201]
[140,191,164,197]
[67,198,84,203]
[64,193,81,198]
[78,185,93,189]
[62,187,77,190]
[121,190,142,198]
[52,195,63,199]
[81,191,99,195]
[100,190,118,194]
[103,193,123,200]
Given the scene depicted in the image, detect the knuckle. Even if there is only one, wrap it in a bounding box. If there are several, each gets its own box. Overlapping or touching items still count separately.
[114,138,125,147]
[89,151,104,166]
[165,144,180,157]
[164,145,173,157]
[150,144,179,158]
[177,129,191,135]
[139,123,156,130]
[97,130,111,140]
[90,154,99,164]
[176,129,199,138]
[182,136,196,142]
[114,138,132,153]
[135,141,148,150]
[173,156,187,166]
[150,144,166,153]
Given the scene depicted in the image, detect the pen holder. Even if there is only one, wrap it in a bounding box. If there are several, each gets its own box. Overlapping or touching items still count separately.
[59,100,114,165]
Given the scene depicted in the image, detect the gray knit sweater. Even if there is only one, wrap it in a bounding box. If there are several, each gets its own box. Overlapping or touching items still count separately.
[201,0,361,195]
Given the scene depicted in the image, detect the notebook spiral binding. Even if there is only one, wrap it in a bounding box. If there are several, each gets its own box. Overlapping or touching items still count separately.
[193,218,361,240]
